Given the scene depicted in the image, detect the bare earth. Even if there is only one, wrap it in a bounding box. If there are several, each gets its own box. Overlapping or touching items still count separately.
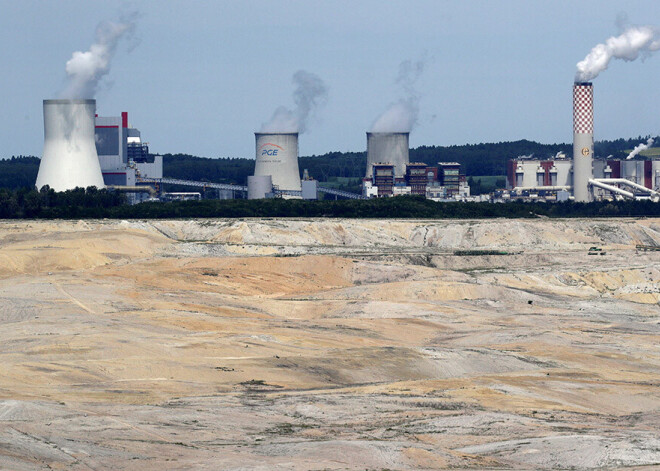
[0,217,658,470]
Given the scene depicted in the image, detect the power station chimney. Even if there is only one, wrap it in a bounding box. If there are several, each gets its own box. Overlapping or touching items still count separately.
[572,82,594,202]
[36,99,105,191]
[254,132,301,192]
[365,132,410,178]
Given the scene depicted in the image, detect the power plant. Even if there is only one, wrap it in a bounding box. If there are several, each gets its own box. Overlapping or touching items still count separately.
[505,81,660,202]
[30,71,660,204]
[36,99,105,191]
[30,87,660,204]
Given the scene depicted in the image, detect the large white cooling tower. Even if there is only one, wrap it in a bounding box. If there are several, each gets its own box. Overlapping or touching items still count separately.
[572,82,594,202]
[36,99,105,191]
[254,133,301,192]
[366,132,409,178]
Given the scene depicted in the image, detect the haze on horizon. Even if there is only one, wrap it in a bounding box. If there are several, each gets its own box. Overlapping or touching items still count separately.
[1,0,660,159]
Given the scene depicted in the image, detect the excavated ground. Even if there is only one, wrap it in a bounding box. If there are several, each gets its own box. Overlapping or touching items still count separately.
[0,217,658,470]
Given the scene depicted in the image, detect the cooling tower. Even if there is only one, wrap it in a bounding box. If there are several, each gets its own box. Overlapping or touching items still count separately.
[254,133,301,192]
[247,175,273,199]
[36,99,105,191]
[572,82,594,202]
[366,132,409,178]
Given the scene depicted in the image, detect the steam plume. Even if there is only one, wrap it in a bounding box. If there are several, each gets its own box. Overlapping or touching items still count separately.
[626,137,654,160]
[575,24,660,82]
[261,70,328,133]
[371,58,425,132]
[60,18,136,99]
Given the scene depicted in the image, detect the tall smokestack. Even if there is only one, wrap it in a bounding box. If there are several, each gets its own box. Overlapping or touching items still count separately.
[254,132,301,192]
[572,82,594,202]
[365,132,410,178]
[36,99,105,191]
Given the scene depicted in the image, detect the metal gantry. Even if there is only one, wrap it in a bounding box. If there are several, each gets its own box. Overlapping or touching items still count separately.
[138,177,366,200]
[138,177,247,192]
[317,186,365,199]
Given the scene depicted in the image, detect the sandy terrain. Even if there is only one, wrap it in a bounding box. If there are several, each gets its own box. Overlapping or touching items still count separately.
[0,217,658,470]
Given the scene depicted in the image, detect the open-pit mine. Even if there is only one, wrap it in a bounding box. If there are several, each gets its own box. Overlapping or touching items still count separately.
[0,218,658,470]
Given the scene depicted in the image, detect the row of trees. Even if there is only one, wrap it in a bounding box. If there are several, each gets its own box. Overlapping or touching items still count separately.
[0,187,126,219]
[0,187,658,219]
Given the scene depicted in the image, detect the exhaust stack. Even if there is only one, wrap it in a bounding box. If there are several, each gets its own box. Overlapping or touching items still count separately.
[572,82,594,202]
[36,99,105,191]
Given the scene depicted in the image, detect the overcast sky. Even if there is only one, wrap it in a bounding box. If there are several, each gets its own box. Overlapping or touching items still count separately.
[2,0,660,159]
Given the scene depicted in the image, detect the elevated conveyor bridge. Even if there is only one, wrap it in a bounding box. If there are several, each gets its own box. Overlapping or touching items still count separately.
[138,177,365,200]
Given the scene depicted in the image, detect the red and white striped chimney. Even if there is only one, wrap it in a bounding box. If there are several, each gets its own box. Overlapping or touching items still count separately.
[573,82,594,202]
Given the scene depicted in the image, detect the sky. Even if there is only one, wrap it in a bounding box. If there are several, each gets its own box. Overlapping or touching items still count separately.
[2,0,660,159]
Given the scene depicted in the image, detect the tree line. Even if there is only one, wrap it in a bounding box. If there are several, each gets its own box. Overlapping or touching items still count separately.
[0,187,659,219]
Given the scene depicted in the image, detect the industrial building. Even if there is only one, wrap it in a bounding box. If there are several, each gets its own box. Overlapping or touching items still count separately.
[503,82,660,202]
[506,156,660,200]
[95,111,163,202]
[361,130,470,200]
[362,161,470,199]
[34,77,660,205]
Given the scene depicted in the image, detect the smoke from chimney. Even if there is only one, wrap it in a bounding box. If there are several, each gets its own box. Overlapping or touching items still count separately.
[371,58,425,133]
[575,24,660,82]
[260,70,328,133]
[60,17,137,99]
[626,137,654,160]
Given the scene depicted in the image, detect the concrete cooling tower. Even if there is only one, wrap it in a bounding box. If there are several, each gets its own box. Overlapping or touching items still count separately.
[365,132,409,178]
[572,82,594,202]
[36,99,105,191]
[254,133,301,192]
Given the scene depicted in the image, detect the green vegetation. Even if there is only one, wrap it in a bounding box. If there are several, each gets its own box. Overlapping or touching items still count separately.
[468,176,507,195]
[317,176,363,195]
[632,147,660,157]
[0,186,126,219]
[1,188,659,220]
[0,156,40,190]
[596,136,657,159]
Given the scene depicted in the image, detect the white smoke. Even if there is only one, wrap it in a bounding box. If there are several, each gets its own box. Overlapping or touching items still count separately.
[60,18,137,99]
[371,58,425,133]
[260,70,328,133]
[575,24,660,82]
[626,137,654,160]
